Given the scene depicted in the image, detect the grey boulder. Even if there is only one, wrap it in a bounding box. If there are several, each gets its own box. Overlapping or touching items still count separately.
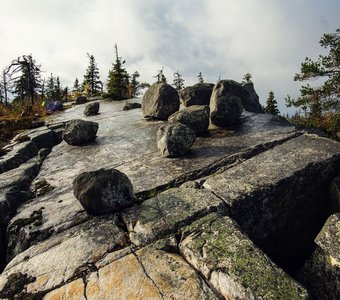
[168,105,210,136]
[75,96,87,104]
[73,168,135,215]
[180,83,214,107]
[62,119,98,146]
[242,82,264,113]
[210,80,244,127]
[157,122,196,158]
[84,102,100,116]
[123,102,141,111]
[142,83,180,120]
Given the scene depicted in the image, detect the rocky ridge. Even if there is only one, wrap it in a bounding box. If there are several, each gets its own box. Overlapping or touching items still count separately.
[0,97,339,299]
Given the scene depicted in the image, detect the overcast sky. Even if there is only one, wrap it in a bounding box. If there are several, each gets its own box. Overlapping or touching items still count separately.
[0,0,339,113]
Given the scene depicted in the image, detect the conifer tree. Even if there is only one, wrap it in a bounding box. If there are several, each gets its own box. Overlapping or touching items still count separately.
[173,71,185,92]
[106,44,130,100]
[198,72,204,83]
[264,91,280,115]
[54,77,62,101]
[46,74,55,100]
[12,54,42,104]
[83,54,102,97]
[286,28,339,114]
[154,68,167,83]
[242,73,252,83]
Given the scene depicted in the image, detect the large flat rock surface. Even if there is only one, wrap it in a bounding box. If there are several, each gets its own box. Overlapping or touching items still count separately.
[2,99,339,299]
[7,100,298,258]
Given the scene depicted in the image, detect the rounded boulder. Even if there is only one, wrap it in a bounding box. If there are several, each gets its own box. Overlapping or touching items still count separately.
[157,122,196,158]
[73,168,135,215]
[84,102,100,116]
[210,80,244,127]
[168,105,210,136]
[142,83,180,120]
[63,119,98,146]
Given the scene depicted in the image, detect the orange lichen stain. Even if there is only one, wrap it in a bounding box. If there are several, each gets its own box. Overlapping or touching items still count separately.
[43,279,85,300]
[86,253,161,299]
[27,274,49,293]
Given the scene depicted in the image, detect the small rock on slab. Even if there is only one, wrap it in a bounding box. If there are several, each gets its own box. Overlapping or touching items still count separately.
[62,119,98,146]
[123,102,141,110]
[142,82,180,120]
[210,80,245,127]
[242,82,264,113]
[75,96,87,104]
[179,213,309,299]
[180,83,214,107]
[157,122,196,158]
[73,168,135,215]
[168,105,210,136]
[297,213,340,299]
[84,102,100,116]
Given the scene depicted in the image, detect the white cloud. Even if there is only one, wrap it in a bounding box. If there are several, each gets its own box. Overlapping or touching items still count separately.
[0,0,339,113]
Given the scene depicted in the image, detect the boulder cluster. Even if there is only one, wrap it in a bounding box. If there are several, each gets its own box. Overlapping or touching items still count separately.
[142,79,263,157]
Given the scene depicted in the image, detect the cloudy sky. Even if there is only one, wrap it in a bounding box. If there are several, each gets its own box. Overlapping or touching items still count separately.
[0,0,339,113]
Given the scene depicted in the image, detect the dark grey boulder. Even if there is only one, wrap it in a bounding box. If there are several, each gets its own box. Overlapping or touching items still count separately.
[180,83,214,107]
[75,96,87,104]
[123,102,142,111]
[62,119,98,146]
[168,105,210,136]
[157,122,196,158]
[142,83,180,120]
[242,82,264,113]
[210,80,244,127]
[84,102,100,116]
[73,168,135,215]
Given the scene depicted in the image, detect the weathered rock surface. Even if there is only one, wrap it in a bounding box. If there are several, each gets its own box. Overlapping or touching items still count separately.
[5,108,298,264]
[297,213,340,299]
[84,101,100,116]
[0,141,38,174]
[179,83,214,107]
[73,168,135,215]
[75,96,87,104]
[168,105,210,135]
[179,213,309,299]
[62,119,99,145]
[0,215,128,298]
[2,99,339,299]
[123,102,141,110]
[157,122,196,157]
[43,242,217,300]
[28,128,55,149]
[242,81,264,113]
[203,134,340,272]
[142,82,180,119]
[330,175,340,212]
[210,80,245,126]
[122,188,226,246]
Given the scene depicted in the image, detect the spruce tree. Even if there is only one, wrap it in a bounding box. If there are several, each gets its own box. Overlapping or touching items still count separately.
[83,54,102,97]
[106,44,130,100]
[46,74,55,100]
[12,54,41,104]
[264,91,280,115]
[242,73,252,83]
[173,71,185,92]
[198,72,204,83]
[55,77,62,101]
